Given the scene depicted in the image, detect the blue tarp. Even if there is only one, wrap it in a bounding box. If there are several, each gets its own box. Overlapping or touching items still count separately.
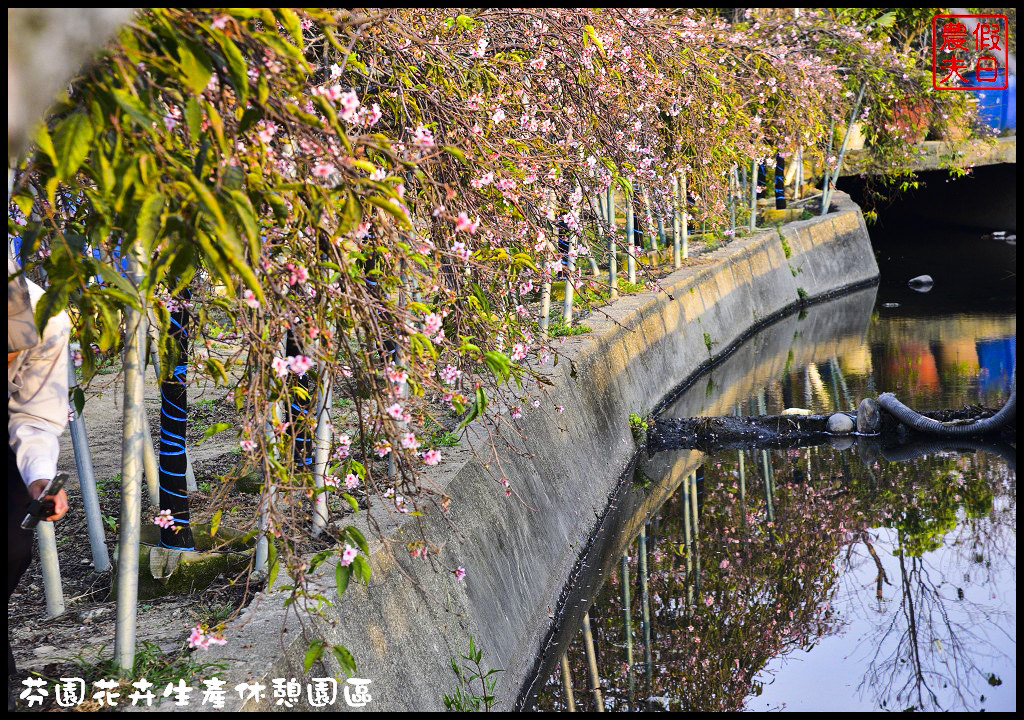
[962,69,1016,132]
[976,336,1016,396]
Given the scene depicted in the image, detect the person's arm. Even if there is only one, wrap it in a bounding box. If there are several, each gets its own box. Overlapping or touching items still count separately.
[8,281,71,519]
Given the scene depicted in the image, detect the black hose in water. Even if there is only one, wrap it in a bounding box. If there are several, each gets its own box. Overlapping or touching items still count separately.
[877,369,1015,437]
[880,439,1016,474]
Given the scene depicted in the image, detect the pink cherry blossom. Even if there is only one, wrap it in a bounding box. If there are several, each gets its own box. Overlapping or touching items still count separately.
[272,357,290,377]
[455,212,480,234]
[340,544,358,567]
[339,90,361,122]
[242,289,260,309]
[412,124,436,149]
[452,242,471,263]
[441,364,462,385]
[365,103,382,126]
[287,355,313,376]
[154,509,174,529]
[424,313,443,336]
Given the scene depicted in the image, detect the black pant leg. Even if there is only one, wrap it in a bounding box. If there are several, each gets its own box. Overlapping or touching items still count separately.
[7,428,33,678]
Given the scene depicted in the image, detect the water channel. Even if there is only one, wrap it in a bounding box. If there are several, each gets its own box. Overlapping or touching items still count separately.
[526,193,1016,712]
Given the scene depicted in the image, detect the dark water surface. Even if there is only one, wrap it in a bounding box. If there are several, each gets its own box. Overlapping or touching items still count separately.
[527,222,1015,711]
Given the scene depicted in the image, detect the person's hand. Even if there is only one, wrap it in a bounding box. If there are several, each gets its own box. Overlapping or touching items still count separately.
[27,479,69,522]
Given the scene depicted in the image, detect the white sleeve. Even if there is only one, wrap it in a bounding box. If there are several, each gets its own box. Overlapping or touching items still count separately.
[8,282,71,486]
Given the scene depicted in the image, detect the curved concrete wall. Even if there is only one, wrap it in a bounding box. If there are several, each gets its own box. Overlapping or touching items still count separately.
[519,284,879,705]
[207,192,878,711]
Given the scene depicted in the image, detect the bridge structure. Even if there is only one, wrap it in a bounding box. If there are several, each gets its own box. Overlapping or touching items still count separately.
[840,135,1016,176]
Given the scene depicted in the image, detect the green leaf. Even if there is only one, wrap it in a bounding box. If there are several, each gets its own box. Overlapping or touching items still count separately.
[443,145,469,164]
[205,357,229,385]
[112,89,153,128]
[457,387,487,430]
[276,9,304,47]
[215,35,250,107]
[583,25,605,55]
[257,73,269,105]
[185,173,227,230]
[210,510,222,538]
[200,422,232,444]
[72,387,86,417]
[365,195,412,230]
[267,539,279,588]
[34,284,69,335]
[304,640,324,674]
[35,126,57,167]
[335,561,351,597]
[177,40,214,95]
[52,113,94,181]
[238,107,262,135]
[341,493,359,512]
[185,98,202,141]
[257,32,308,72]
[352,554,371,585]
[228,190,259,252]
[483,351,511,381]
[135,192,165,257]
[345,526,369,555]
[332,645,358,678]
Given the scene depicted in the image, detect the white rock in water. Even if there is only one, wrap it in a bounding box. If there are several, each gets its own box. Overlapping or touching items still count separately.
[827,413,854,434]
[781,407,812,416]
[908,275,934,291]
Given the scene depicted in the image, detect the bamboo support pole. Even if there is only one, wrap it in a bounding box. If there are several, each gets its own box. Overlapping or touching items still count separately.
[689,471,701,593]
[626,181,636,285]
[607,185,617,301]
[679,171,689,263]
[671,175,681,268]
[311,371,332,536]
[749,158,757,232]
[681,470,694,607]
[114,247,146,672]
[68,346,111,572]
[757,391,776,524]
[581,611,604,711]
[641,184,657,254]
[638,526,653,693]
[36,522,65,617]
[821,83,866,216]
[562,185,579,326]
[139,309,160,508]
[620,554,635,711]
[560,653,577,712]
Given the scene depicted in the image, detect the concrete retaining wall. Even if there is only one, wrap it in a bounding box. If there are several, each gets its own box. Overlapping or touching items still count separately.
[206,192,878,711]
[518,284,879,705]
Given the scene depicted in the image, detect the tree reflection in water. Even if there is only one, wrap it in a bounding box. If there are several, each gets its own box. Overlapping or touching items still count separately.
[845,449,1015,712]
[534,443,1014,712]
